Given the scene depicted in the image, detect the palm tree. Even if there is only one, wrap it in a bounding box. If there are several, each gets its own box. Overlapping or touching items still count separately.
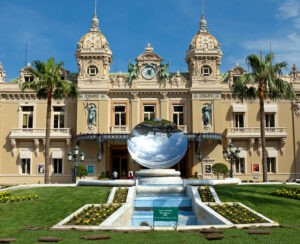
[22,58,78,184]
[232,52,295,182]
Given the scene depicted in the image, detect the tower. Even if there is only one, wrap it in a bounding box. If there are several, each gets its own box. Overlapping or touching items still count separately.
[75,2,113,89]
[185,6,223,87]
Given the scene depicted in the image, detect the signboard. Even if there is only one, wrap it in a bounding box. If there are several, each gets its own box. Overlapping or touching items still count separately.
[153,207,178,222]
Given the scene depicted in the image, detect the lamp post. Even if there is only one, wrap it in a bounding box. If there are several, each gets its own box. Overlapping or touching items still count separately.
[223,142,240,178]
[68,145,85,183]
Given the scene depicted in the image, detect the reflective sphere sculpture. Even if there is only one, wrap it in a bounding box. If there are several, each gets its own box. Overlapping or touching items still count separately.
[127,119,188,169]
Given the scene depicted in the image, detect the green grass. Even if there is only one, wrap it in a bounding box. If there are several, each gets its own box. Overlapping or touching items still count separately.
[0,185,299,243]
[214,185,300,225]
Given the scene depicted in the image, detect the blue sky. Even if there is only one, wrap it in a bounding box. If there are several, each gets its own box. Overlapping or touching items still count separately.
[0,0,300,81]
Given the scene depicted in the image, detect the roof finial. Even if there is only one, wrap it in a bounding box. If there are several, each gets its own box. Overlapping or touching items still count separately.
[90,0,100,32]
[199,0,208,33]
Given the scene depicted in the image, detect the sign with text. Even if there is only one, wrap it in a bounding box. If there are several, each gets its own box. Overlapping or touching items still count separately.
[153,207,178,222]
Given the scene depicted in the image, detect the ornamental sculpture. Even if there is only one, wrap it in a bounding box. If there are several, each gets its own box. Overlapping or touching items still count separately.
[128,60,138,83]
[202,103,212,127]
[0,62,6,82]
[160,60,170,81]
[86,102,97,127]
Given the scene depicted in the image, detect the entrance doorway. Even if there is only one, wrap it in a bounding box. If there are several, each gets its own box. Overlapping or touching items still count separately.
[111,148,128,179]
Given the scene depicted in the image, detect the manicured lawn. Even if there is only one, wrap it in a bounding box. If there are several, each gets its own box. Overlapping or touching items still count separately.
[214,184,300,225]
[0,185,299,243]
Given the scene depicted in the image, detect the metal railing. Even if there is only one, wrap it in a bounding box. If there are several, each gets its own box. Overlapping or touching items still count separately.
[227,127,287,137]
[110,126,129,133]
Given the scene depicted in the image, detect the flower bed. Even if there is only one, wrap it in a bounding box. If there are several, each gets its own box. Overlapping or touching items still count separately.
[0,191,39,204]
[209,203,268,224]
[198,185,215,202]
[113,187,128,203]
[272,188,300,200]
[65,204,121,226]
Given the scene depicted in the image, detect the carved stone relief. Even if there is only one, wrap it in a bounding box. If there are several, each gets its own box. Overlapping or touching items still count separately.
[170,71,187,88]
[111,72,128,88]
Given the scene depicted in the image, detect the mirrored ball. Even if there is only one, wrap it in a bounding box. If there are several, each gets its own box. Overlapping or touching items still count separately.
[127,119,188,169]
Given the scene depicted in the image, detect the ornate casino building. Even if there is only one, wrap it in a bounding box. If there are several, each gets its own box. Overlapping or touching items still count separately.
[0,9,300,184]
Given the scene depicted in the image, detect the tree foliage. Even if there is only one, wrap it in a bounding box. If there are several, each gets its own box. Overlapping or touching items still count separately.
[76,165,88,179]
[22,58,79,184]
[212,163,228,179]
[232,52,295,182]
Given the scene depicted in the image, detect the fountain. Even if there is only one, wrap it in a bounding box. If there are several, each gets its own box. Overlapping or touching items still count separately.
[128,119,197,227]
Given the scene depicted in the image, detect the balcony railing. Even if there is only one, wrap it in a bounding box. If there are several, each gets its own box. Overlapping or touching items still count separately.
[9,128,72,139]
[226,127,287,138]
[178,125,188,133]
[110,126,129,133]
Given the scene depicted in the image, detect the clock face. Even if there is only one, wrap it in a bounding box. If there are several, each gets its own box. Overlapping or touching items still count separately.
[141,64,156,80]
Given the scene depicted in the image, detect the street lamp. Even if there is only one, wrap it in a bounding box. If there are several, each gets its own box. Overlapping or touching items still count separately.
[223,142,240,178]
[68,145,85,183]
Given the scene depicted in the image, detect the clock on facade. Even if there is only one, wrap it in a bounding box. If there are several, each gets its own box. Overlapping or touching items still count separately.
[141,64,157,80]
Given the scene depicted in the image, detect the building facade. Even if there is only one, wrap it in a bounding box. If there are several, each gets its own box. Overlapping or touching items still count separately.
[0,11,300,185]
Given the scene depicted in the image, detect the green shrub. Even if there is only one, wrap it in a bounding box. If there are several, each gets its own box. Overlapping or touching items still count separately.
[76,165,88,179]
[212,163,228,179]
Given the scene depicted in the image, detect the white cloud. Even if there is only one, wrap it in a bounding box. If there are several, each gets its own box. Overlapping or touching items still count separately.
[242,0,300,68]
[277,0,300,19]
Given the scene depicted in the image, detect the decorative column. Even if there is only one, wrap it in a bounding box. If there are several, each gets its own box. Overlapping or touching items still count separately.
[280,138,286,154]
[248,138,255,155]
[34,139,39,157]
[10,139,16,158]
[257,138,262,155]
[66,139,72,152]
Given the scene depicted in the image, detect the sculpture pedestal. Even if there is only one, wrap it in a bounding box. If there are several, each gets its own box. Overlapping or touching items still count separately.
[135,169,183,185]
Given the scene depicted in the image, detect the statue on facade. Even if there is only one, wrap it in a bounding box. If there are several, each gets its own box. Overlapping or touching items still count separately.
[128,60,138,83]
[0,62,6,82]
[160,60,170,81]
[290,64,300,82]
[202,103,212,127]
[86,102,97,126]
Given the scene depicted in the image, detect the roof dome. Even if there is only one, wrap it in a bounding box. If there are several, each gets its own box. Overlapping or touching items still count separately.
[77,12,111,52]
[188,15,221,53]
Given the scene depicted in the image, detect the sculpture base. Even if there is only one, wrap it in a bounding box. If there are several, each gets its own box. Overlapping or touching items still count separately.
[135,169,183,185]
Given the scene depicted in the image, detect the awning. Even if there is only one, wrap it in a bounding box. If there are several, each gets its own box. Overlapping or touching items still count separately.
[232,104,247,112]
[52,149,63,159]
[19,150,31,159]
[239,150,247,158]
[264,104,277,113]
[267,149,277,158]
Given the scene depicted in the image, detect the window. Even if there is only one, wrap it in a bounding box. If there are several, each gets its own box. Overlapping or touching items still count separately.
[53,106,65,128]
[201,65,212,76]
[22,106,33,128]
[267,158,276,173]
[37,165,44,174]
[205,165,212,174]
[114,105,126,126]
[173,105,184,125]
[88,165,94,175]
[234,113,244,128]
[53,159,63,174]
[24,75,34,82]
[265,113,275,128]
[87,65,98,76]
[235,158,245,173]
[60,75,65,80]
[233,75,240,83]
[143,105,155,121]
[21,159,31,174]
[252,163,260,173]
